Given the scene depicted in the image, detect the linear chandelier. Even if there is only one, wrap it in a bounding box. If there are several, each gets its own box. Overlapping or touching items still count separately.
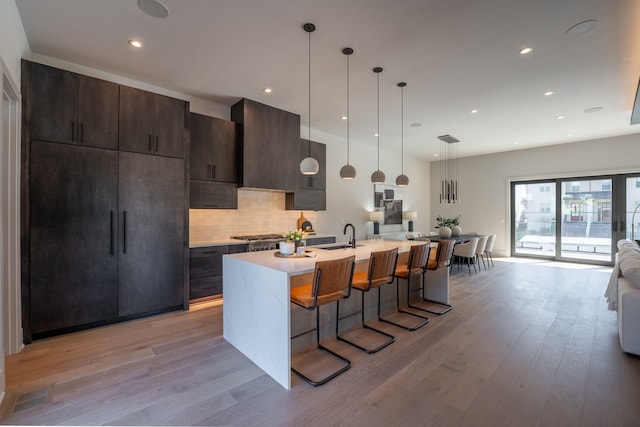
[438,134,460,204]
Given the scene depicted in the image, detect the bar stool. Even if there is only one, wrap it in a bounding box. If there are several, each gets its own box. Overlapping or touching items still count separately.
[421,239,456,315]
[290,255,355,387]
[337,247,398,354]
[394,243,434,321]
[379,246,430,331]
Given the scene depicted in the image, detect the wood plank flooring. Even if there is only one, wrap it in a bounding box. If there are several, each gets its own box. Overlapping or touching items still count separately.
[2,258,639,426]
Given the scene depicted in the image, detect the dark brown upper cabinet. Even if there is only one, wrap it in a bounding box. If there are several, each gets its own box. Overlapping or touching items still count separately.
[26,61,119,149]
[190,113,237,183]
[231,98,300,191]
[119,86,187,158]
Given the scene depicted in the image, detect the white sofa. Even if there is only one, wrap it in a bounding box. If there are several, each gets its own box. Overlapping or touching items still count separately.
[606,239,640,355]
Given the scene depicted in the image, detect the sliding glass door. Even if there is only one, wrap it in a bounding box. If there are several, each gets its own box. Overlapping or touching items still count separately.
[512,180,557,258]
[558,177,612,263]
[512,173,640,265]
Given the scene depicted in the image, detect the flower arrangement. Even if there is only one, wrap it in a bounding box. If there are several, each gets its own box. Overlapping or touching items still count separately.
[435,214,461,228]
[284,229,306,243]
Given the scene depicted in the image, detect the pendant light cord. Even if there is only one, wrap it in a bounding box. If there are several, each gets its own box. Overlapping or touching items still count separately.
[346,53,350,164]
[307,28,312,157]
[376,70,380,170]
[400,84,404,173]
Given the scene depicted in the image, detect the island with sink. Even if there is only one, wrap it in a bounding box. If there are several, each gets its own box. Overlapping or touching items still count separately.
[222,238,429,389]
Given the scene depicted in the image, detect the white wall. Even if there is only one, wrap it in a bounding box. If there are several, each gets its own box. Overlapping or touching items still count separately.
[430,134,640,256]
[314,127,430,244]
[0,0,29,405]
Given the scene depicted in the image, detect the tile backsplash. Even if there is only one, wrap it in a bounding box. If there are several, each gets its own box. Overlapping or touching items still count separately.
[189,188,318,242]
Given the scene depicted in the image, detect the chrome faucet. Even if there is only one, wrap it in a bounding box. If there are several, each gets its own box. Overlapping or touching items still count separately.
[343,223,356,248]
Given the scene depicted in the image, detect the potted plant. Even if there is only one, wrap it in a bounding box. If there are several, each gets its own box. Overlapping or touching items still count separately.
[435,215,461,237]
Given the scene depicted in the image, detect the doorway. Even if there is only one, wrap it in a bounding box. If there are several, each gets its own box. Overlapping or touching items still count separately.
[1,57,23,398]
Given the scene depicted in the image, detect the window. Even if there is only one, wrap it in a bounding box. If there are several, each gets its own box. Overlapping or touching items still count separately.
[540,202,551,213]
[601,180,611,191]
[571,182,581,192]
[540,184,551,193]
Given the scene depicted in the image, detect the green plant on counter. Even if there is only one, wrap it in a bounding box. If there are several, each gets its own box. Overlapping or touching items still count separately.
[435,214,461,228]
[284,229,305,242]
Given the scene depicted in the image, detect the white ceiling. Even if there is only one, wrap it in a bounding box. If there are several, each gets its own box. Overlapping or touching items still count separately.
[14,0,640,160]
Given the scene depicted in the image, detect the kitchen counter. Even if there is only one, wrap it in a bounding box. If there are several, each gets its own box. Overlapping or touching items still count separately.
[189,233,336,249]
[189,239,249,248]
[222,239,427,390]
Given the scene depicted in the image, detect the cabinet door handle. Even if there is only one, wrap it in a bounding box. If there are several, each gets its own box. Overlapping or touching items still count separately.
[155,135,159,152]
[110,210,114,255]
[80,123,84,142]
[207,164,211,179]
[123,210,127,254]
[148,134,153,152]
[211,165,216,179]
[71,121,75,141]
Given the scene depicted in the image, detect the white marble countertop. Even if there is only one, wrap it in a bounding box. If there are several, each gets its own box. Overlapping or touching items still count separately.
[224,239,426,276]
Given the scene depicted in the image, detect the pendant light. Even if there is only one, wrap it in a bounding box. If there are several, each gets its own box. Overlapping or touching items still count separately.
[339,47,356,180]
[300,23,320,176]
[371,67,385,184]
[395,82,409,186]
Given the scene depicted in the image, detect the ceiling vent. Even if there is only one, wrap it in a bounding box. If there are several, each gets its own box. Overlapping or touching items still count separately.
[437,134,460,144]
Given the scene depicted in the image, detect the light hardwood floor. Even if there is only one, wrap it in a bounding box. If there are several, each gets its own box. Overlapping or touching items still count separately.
[2,258,639,426]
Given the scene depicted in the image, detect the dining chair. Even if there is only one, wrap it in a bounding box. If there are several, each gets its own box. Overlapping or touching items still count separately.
[337,248,398,354]
[452,237,479,274]
[290,255,356,386]
[474,235,489,270]
[484,234,496,267]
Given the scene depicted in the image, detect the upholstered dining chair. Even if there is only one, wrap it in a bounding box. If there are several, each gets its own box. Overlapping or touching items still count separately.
[452,237,479,275]
[484,234,496,267]
[290,255,355,386]
[474,235,489,271]
[337,247,398,354]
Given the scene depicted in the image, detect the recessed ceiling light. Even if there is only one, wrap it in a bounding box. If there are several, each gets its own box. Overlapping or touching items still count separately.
[128,39,143,48]
[556,115,565,120]
[263,88,272,93]
[544,91,554,96]
[584,106,603,113]
[340,115,348,120]
[409,122,422,127]
[470,109,478,114]
[137,0,169,18]
[434,153,439,157]
[513,141,519,145]
[566,133,573,137]
[519,47,533,55]
[374,133,379,137]
[566,20,598,37]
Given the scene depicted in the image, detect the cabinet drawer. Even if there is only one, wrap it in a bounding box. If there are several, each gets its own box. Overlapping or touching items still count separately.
[228,244,248,254]
[190,276,222,299]
[190,246,227,276]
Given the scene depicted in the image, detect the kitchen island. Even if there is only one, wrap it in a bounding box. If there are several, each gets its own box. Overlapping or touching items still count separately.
[222,239,428,389]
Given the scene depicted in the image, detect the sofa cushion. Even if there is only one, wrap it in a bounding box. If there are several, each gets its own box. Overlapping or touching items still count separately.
[620,254,640,288]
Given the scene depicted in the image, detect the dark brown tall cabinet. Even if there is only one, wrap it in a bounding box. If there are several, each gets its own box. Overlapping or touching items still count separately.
[22,60,188,341]
[29,141,119,335]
